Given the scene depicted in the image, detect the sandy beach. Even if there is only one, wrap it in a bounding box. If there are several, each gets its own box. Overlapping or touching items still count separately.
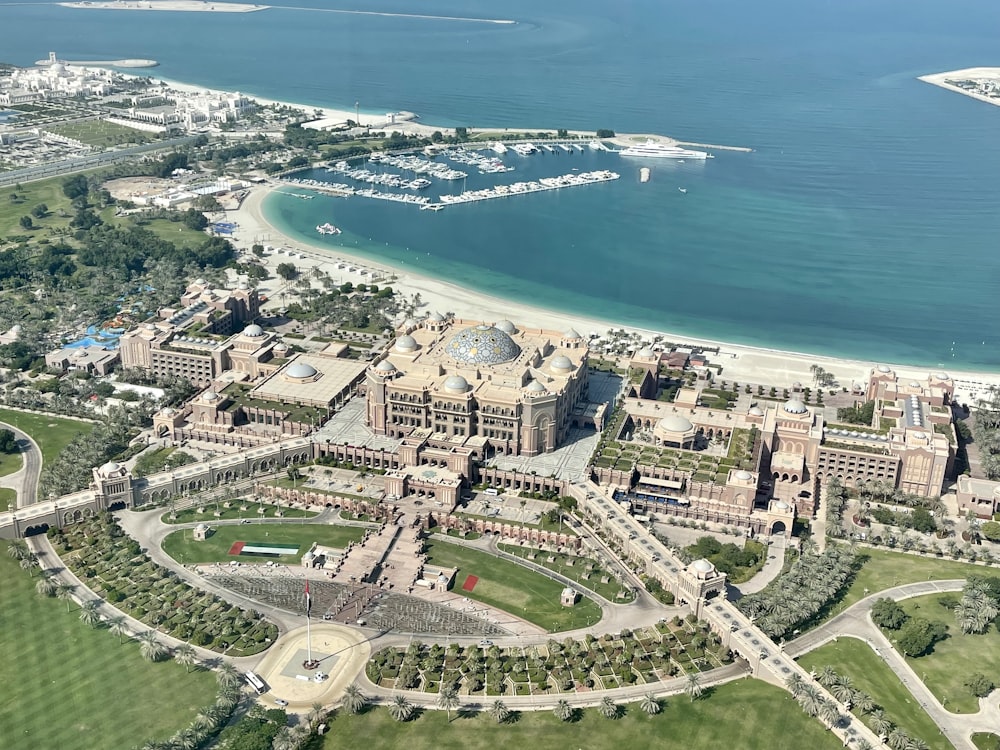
[228,186,1000,402]
[918,68,1000,108]
[60,0,266,12]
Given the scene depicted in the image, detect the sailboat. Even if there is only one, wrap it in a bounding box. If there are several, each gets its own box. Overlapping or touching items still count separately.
[678,187,687,194]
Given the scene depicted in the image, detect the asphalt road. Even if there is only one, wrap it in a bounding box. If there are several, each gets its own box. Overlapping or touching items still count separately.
[0,421,42,507]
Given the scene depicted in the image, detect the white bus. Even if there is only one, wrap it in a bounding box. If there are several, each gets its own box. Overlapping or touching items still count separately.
[245,670,266,694]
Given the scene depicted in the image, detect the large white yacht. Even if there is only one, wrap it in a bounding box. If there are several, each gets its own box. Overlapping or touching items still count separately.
[618,140,711,159]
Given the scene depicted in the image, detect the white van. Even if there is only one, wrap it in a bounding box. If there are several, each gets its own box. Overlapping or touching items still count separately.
[484,488,499,496]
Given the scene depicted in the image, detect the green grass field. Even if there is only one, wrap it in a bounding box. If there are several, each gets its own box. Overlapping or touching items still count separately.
[0,542,217,750]
[319,680,843,750]
[0,172,85,238]
[162,523,366,564]
[0,487,17,508]
[0,408,93,466]
[895,593,1000,713]
[0,448,22,478]
[163,503,318,524]
[827,548,988,617]
[797,638,947,749]
[424,539,602,633]
[127,216,212,247]
[46,119,154,148]
[973,733,1000,750]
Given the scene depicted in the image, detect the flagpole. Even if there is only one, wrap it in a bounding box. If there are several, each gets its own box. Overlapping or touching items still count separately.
[305,577,312,666]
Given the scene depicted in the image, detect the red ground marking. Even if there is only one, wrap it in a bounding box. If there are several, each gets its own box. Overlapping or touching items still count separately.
[461,574,479,592]
[228,541,246,556]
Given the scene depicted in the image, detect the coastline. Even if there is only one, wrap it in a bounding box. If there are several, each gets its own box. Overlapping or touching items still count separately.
[918,68,1000,108]
[233,186,1000,402]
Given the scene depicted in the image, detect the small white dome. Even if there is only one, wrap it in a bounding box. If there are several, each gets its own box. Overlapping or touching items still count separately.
[657,415,694,433]
[427,311,445,322]
[286,362,318,379]
[273,342,288,352]
[774,500,791,511]
[203,390,219,402]
[551,355,574,371]
[374,359,397,373]
[877,364,892,373]
[909,381,920,388]
[564,328,582,339]
[783,399,808,414]
[99,461,121,474]
[691,559,715,574]
[735,470,753,481]
[935,372,950,380]
[748,406,764,416]
[525,379,546,393]
[396,334,418,353]
[243,324,264,337]
[636,347,655,358]
[496,319,516,334]
[444,375,468,393]
[162,407,175,416]
[195,523,208,532]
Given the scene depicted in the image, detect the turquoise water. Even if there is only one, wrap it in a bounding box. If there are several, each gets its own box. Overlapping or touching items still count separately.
[2,0,1000,367]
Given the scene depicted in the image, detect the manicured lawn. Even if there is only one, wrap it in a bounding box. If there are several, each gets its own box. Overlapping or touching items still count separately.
[319,680,844,750]
[127,216,211,247]
[0,408,93,466]
[0,173,80,238]
[0,448,22,478]
[0,487,17,508]
[896,593,1000,713]
[162,503,317,524]
[498,542,634,602]
[424,539,602,633]
[797,638,947,749]
[828,547,988,616]
[162,523,366,564]
[972,733,1000,750]
[47,119,154,148]
[0,542,217,750]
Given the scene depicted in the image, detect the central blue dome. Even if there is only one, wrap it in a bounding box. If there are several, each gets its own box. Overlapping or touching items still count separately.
[445,324,520,365]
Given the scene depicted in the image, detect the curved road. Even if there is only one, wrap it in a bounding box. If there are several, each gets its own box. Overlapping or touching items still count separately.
[0,421,42,508]
[788,580,1000,750]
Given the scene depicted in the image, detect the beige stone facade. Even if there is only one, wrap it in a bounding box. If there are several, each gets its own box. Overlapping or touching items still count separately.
[366,315,592,456]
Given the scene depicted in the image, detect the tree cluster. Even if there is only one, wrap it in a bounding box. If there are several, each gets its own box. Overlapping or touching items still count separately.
[954,576,1000,634]
[738,544,859,639]
[836,400,876,425]
[0,427,17,454]
[684,535,766,578]
[973,387,1000,480]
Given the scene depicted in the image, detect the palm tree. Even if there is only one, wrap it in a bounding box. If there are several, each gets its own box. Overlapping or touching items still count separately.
[216,661,240,689]
[818,698,840,727]
[906,738,929,750]
[830,675,855,704]
[35,570,58,597]
[108,615,129,645]
[599,696,619,719]
[685,672,703,702]
[7,539,27,560]
[389,695,413,722]
[785,673,805,698]
[850,689,875,715]
[174,643,198,672]
[640,693,662,715]
[20,552,39,576]
[438,685,460,723]
[553,699,574,722]
[79,599,101,628]
[490,699,510,724]
[342,684,367,715]
[817,665,838,688]
[886,728,910,750]
[853,740,874,750]
[867,708,893,737]
[56,583,76,612]
[797,684,822,717]
[137,630,167,662]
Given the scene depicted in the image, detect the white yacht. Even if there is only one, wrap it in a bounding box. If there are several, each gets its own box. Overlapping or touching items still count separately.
[618,140,711,159]
[491,141,508,154]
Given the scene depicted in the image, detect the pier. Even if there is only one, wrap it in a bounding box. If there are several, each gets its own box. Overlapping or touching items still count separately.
[675,141,754,153]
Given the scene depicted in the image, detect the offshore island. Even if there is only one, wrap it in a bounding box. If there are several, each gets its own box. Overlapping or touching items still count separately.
[919,67,1000,106]
[1,53,1000,750]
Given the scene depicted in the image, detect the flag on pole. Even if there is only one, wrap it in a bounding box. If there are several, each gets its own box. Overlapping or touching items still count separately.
[304,578,311,615]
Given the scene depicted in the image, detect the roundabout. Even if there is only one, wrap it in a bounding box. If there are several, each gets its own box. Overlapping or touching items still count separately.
[252,623,370,708]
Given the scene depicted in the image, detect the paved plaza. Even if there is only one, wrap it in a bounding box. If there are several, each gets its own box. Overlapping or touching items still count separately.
[313,399,401,451]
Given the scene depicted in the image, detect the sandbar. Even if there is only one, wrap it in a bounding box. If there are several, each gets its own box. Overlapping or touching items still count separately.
[918,68,1000,107]
[59,0,267,12]
[229,186,1000,402]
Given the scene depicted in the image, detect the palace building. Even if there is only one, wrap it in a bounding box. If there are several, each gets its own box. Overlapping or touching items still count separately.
[366,315,599,456]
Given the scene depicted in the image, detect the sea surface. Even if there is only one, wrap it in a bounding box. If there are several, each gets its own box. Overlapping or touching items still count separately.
[2,0,1000,368]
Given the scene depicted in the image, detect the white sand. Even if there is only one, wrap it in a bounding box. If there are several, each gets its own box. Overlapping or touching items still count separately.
[918,68,1000,108]
[227,186,1000,400]
[60,0,266,12]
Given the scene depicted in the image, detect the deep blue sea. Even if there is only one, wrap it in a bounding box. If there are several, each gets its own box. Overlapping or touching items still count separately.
[2,0,1000,368]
